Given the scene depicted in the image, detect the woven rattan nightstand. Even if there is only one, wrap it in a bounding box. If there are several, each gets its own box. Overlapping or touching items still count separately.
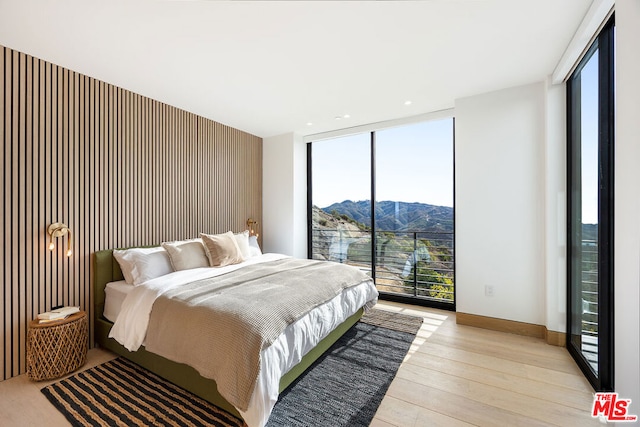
[26,310,88,381]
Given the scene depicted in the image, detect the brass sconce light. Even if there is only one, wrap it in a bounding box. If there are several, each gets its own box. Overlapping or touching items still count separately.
[48,223,73,257]
[247,218,259,237]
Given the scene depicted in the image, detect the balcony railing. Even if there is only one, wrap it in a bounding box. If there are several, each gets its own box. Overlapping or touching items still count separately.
[580,238,598,370]
[311,228,454,305]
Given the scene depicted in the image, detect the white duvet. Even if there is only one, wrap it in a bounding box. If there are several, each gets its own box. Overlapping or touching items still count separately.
[109,253,379,427]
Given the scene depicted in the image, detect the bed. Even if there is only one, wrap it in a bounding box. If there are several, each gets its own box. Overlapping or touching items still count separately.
[93,246,378,427]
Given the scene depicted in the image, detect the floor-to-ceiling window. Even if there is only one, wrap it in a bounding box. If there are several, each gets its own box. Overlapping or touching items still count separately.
[309,118,455,309]
[567,16,614,391]
[309,133,372,273]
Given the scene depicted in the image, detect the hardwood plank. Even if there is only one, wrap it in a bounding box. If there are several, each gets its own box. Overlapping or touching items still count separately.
[424,331,582,375]
[404,350,594,410]
[411,340,592,391]
[369,418,396,427]
[375,395,476,427]
[438,318,571,359]
[386,377,554,427]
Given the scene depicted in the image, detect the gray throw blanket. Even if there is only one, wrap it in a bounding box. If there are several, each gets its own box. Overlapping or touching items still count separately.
[143,258,372,412]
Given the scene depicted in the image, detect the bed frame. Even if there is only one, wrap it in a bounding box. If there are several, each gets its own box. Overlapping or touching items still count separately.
[93,249,363,419]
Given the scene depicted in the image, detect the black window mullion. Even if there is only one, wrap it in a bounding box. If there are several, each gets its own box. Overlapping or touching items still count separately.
[597,17,615,392]
[370,131,376,282]
[306,142,313,259]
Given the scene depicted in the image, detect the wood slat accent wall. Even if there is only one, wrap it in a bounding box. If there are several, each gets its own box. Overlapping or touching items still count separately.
[0,45,262,381]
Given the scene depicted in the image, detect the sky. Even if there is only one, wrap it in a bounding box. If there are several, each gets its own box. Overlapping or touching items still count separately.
[579,48,599,225]
[312,118,454,208]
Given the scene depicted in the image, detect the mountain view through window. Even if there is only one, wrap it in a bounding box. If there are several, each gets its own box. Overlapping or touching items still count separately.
[310,118,455,306]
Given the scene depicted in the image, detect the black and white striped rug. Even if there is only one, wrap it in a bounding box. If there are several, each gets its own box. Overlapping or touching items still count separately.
[42,357,244,427]
[42,309,423,427]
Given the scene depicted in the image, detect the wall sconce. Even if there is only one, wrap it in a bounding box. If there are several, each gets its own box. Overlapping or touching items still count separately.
[48,223,73,257]
[247,218,259,237]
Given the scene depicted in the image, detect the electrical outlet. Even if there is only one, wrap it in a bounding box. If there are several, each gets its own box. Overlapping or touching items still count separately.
[485,285,494,297]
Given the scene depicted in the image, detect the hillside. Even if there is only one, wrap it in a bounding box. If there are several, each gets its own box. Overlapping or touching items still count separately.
[322,200,453,233]
[311,203,455,302]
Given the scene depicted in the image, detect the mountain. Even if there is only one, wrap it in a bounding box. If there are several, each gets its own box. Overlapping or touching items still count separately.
[321,200,453,233]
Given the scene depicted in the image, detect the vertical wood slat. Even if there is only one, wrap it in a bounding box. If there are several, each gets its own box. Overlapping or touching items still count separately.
[0,47,6,377]
[44,63,51,315]
[53,64,59,307]
[32,57,40,319]
[62,67,69,307]
[0,43,262,381]
[23,53,33,370]
[12,50,20,375]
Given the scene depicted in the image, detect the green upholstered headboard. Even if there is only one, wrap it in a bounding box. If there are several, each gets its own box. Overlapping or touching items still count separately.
[95,250,124,289]
[93,246,156,324]
[93,250,125,324]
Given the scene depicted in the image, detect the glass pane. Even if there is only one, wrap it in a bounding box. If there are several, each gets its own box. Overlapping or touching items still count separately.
[311,134,372,275]
[570,48,599,373]
[374,119,454,303]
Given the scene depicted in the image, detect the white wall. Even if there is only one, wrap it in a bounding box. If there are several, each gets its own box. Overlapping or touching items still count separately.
[543,78,567,334]
[262,132,307,258]
[615,0,640,413]
[455,82,546,326]
[292,134,308,257]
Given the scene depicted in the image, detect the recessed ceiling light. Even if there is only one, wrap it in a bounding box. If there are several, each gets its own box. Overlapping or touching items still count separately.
[343,114,350,119]
[404,100,412,106]
[306,122,313,126]
[334,116,342,120]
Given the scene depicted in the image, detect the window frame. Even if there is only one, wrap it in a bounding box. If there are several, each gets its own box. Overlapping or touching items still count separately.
[566,15,615,392]
[307,118,456,311]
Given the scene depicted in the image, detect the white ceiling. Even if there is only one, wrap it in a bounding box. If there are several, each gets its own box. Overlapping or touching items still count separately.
[0,0,592,138]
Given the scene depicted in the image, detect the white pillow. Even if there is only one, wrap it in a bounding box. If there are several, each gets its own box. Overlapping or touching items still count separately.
[161,238,209,271]
[113,247,174,285]
[234,230,252,259]
[248,235,262,257]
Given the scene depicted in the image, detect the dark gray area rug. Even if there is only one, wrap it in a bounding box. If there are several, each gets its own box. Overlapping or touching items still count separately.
[42,309,422,427]
[267,309,422,427]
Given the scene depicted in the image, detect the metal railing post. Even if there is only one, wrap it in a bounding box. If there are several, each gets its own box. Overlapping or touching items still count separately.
[413,232,417,297]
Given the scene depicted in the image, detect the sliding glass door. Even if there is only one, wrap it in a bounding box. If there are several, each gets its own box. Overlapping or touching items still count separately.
[567,17,614,391]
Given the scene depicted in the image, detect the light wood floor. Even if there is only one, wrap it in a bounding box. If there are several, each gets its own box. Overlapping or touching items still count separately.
[371,301,599,427]
[0,301,599,426]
